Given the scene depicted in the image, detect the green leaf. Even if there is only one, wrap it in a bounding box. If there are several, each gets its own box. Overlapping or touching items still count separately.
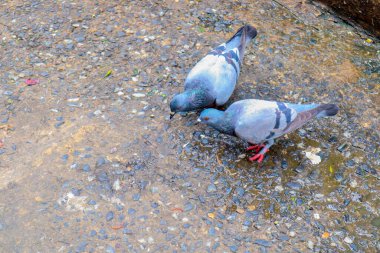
[133,68,139,76]
[198,26,205,33]
[104,70,112,78]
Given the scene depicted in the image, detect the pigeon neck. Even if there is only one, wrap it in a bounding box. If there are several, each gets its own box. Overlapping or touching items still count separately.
[213,112,235,135]
[187,89,214,109]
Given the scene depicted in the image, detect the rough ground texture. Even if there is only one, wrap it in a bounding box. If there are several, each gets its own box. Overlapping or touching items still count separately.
[0,0,379,252]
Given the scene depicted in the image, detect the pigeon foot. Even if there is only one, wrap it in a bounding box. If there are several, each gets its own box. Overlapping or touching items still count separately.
[246,144,265,153]
[248,149,269,163]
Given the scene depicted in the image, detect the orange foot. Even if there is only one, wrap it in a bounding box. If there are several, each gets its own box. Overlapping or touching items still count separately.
[248,149,269,163]
[246,144,265,153]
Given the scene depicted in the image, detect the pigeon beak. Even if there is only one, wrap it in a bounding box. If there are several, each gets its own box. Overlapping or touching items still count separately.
[197,118,202,122]
[169,112,176,119]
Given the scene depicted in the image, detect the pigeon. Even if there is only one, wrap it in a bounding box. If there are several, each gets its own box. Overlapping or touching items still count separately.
[198,99,339,163]
[169,25,257,118]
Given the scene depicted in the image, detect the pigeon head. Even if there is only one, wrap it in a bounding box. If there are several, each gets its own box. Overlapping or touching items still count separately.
[199,108,224,124]
[198,108,235,135]
[170,89,214,113]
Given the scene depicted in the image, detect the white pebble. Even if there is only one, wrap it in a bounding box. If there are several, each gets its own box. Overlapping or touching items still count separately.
[275,185,284,192]
[132,93,146,98]
[344,237,353,244]
[314,213,320,220]
[113,179,121,191]
[94,110,102,116]
[350,179,357,188]
[307,240,314,249]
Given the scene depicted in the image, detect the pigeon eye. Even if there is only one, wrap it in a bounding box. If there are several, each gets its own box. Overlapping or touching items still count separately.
[204,117,210,121]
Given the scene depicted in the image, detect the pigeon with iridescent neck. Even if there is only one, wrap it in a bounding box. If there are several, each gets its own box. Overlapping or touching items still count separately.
[198,99,339,163]
[170,25,257,118]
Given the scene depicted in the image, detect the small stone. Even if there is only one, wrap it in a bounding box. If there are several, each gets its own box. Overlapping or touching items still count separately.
[82,164,91,172]
[113,179,121,191]
[281,160,288,169]
[337,143,348,152]
[96,157,106,167]
[55,121,65,128]
[62,154,69,161]
[105,245,115,253]
[307,241,314,249]
[88,200,96,205]
[207,184,217,193]
[184,202,194,212]
[132,193,140,201]
[344,237,353,244]
[229,245,238,252]
[76,241,88,253]
[71,188,81,196]
[279,235,289,241]
[274,185,284,192]
[106,211,114,221]
[286,182,302,190]
[208,227,216,236]
[289,231,296,237]
[253,239,272,247]
[117,31,126,37]
[132,93,146,98]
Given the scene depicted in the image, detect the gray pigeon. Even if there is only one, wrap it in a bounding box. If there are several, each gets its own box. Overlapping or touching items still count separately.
[169,25,257,118]
[198,99,339,162]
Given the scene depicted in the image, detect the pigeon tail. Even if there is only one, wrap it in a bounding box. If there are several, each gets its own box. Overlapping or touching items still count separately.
[316,104,339,117]
[225,25,257,58]
[282,103,338,134]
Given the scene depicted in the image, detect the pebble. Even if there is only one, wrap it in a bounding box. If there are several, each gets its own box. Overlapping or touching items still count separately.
[105,245,115,253]
[82,164,91,172]
[350,179,358,188]
[106,211,114,221]
[97,171,109,182]
[132,193,140,201]
[96,157,106,167]
[349,243,358,252]
[207,184,217,193]
[132,93,146,98]
[344,237,353,244]
[286,182,302,190]
[184,202,194,212]
[229,245,238,252]
[208,227,216,236]
[61,154,69,162]
[75,241,88,253]
[307,241,314,249]
[254,239,272,247]
[89,230,97,237]
[88,200,96,205]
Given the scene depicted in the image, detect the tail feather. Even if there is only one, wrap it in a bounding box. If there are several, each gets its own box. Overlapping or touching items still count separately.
[316,104,339,117]
[225,25,257,58]
[282,103,338,135]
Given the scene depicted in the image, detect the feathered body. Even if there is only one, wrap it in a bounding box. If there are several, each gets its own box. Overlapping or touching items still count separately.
[199,99,339,162]
[170,25,257,114]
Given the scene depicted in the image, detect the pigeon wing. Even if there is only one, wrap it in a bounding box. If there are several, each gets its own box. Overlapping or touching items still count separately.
[234,101,298,143]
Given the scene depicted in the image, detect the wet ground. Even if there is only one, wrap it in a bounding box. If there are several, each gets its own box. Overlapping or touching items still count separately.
[0,0,379,252]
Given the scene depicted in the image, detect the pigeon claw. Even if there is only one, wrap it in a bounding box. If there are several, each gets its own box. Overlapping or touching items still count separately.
[246,144,265,153]
[249,153,265,163]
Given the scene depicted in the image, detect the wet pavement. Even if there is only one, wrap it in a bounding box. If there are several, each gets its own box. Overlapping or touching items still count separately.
[0,0,379,252]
